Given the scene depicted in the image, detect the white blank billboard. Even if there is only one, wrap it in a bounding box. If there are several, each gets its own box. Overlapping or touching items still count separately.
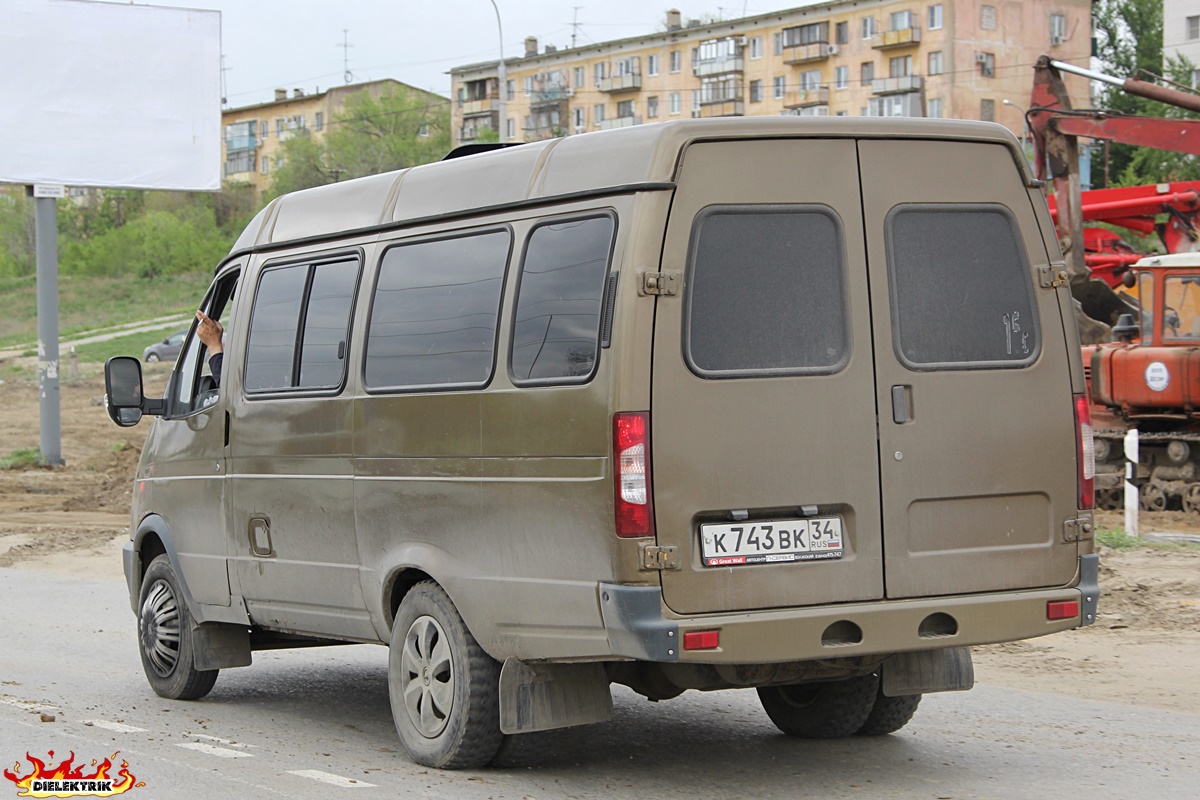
[0,0,221,191]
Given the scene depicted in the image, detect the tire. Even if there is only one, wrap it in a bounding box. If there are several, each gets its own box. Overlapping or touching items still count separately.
[137,554,218,700]
[145,353,160,362]
[389,581,504,769]
[757,673,880,739]
[856,689,922,736]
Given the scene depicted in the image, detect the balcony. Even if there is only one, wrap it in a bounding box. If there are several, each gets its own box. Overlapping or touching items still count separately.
[693,56,744,77]
[530,87,572,108]
[871,25,922,49]
[782,43,836,64]
[871,75,924,95]
[224,135,256,153]
[781,106,830,117]
[598,73,642,93]
[783,86,830,108]
[460,98,497,117]
[694,98,745,118]
[598,115,642,130]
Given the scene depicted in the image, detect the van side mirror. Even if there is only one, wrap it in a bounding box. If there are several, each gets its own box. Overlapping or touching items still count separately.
[104,356,164,427]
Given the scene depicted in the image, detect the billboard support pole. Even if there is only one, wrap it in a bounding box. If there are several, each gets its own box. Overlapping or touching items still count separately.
[33,187,64,466]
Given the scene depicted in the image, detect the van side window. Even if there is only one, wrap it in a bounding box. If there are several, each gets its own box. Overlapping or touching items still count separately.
[885,204,1039,369]
[244,257,360,393]
[511,215,615,384]
[365,230,511,391]
[170,270,239,417]
[685,206,848,376]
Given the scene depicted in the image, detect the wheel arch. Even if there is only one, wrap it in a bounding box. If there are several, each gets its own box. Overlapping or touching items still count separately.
[376,543,491,653]
[131,515,199,619]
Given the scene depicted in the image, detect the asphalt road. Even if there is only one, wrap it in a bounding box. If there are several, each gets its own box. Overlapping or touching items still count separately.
[1,567,1197,800]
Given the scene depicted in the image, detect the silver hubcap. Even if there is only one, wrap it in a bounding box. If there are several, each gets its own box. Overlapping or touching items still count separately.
[400,615,453,738]
[140,579,182,678]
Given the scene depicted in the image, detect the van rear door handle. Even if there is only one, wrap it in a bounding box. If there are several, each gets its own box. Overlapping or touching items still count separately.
[891,385,912,424]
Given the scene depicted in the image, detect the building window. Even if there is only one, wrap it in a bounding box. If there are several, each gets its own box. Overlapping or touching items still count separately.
[573,67,584,87]
[1193,68,1200,89]
[669,50,681,72]
[507,80,515,100]
[276,118,285,135]
[260,156,269,174]
[750,37,762,59]
[259,120,268,139]
[928,97,943,118]
[773,76,786,99]
[692,90,701,111]
[783,22,830,47]
[774,33,783,55]
[594,62,606,84]
[594,104,605,123]
[890,10,912,30]
[749,80,762,103]
[617,99,635,118]
[861,61,875,84]
[417,124,429,137]
[647,55,659,76]
[928,51,944,75]
[314,112,323,131]
[799,69,821,90]
[836,21,849,44]
[928,4,943,30]
[506,118,515,139]
[524,76,533,95]
[981,98,995,121]
[647,95,659,117]
[890,55,912,77]
[862,17,876,39]
[574,107,585,129]
[1187,15,1198,40]
[669,92,681,114]
[1050,14,1066,43]
[981,5,997,30]
[835,66,849,90]
[979,52,995,78]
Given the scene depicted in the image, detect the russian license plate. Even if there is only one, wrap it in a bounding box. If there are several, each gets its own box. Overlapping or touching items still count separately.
[700,517,844,567]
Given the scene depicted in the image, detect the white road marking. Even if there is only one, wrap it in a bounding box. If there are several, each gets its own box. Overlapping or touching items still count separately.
[81,720,146,733]
[0,696,60,713]
[288,770,376,788]
[176,742,255,758]
[185,732,258,748]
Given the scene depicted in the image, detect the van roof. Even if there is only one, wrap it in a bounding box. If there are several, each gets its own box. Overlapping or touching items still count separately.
[229,117,1027,259]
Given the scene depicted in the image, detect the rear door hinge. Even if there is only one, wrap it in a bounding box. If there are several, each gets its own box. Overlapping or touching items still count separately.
[641,271,680,297]
[1039,264,1069,289]
[1063,517,1094,542]
[640,544,681,571]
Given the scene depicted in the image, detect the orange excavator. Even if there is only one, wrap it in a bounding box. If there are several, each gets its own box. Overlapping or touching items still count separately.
[1026,57,1200,510]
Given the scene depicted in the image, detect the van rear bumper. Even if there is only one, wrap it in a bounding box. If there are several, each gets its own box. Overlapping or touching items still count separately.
[600,554,1098,664]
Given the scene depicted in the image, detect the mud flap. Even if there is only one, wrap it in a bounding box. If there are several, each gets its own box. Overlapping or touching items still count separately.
[881,647,974,697]
[498,659,613,735]
[192,622,252,671]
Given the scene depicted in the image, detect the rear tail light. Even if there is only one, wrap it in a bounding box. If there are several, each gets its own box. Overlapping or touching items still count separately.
[1047,600,1079,620]
[614,412,654,538]
[1074,394,1095,510]
[683,630,720,651]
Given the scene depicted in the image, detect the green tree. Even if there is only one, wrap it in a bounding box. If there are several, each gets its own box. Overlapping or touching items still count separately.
[267,85,450,199]
[0,189,35,277]
[1092,0,1199,185]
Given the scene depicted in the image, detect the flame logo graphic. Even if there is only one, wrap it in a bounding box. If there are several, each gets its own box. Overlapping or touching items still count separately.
[3,752,142,798]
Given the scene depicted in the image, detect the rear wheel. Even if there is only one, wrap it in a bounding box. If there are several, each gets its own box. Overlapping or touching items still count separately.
[137,554,218,700]
[145,353,160,362]
[757,673,879,739]
[855,689,922,736]
[389,581,504,769]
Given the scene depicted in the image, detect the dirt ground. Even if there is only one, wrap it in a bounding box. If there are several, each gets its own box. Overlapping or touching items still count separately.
[1,367,1199,714]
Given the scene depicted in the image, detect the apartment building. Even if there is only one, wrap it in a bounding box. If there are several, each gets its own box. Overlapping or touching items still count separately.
[450,0,1091,145]
[1163,0,1200,87]
[221,79,448,197]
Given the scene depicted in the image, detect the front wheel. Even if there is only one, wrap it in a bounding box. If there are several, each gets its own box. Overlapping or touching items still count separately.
[137,554,218,700]
[388,581,504,769]
[757,673,879,739]
[145,353,160,362]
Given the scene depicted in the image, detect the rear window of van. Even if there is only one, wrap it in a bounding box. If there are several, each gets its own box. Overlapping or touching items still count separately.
[885,204,1039,369]
[685,205,849,377]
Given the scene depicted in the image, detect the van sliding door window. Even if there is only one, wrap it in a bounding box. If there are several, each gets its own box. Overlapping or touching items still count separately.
[243,257,360,393]
[510,214,615,384]
[685,206,848,377]
[365,230,511,391]
[885,204,1039,369]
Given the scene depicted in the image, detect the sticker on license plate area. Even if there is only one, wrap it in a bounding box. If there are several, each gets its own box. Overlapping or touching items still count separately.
[700,517,843,567]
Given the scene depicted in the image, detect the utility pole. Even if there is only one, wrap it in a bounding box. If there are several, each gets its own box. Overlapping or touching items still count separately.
[338,30,354,84]
[570,7,583,49]
[220,53,230,107]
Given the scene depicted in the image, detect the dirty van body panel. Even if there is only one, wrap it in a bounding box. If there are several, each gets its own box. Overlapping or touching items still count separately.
[227,252,373,640]
[857,139,1078,598]
[653,139,885,616]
